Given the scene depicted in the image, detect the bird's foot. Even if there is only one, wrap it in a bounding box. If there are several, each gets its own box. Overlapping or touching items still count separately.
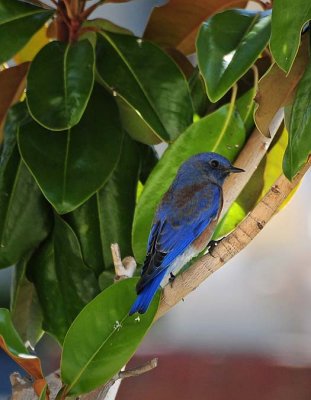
[169,272,176,288]
[207,240,220,257]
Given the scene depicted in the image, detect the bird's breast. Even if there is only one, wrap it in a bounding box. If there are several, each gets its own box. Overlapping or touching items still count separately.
[192,219,217,252]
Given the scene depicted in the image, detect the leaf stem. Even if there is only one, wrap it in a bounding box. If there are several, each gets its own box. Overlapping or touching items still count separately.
[80,0,106,19]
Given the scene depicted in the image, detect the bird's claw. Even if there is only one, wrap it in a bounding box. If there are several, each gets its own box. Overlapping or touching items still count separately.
[169,272,176,288]
[207,240,220,257]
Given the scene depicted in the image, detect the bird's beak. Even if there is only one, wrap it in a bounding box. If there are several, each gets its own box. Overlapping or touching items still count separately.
[228,166,245,173]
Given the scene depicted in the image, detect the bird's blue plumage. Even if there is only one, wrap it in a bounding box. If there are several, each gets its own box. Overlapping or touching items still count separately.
[129,152,244,315]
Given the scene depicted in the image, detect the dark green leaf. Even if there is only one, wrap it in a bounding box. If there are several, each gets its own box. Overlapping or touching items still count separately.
[28,215,100,344]
[0,0,53,64]
[114,97,160,145]
[0,308,28,354]
[26,39,95,130]
[132,103,246,263]
[270,0,311,73]
[11,255,43,347]
[0,103,51,268]
[19,85,123,214]
[138,143,158,185]
[66,133,140,275]
[197,9,271,102]
[61,278,159,396]
[283,61,311,180]
[143,0,248,55]
[188,68,209,117]
[96,32,193,144]
[236,88,255,135]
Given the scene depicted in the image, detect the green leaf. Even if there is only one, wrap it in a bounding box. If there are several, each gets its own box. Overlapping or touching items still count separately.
[255,37,309,138]
[66,133,140,275]
[11,255,43,348]
[283,61,311,180]
[270,0,311,73]
[0,103,51,268]
[236,88,256,135]
[19,85,123,214]
[26,39,95,130]
[138,143,158,185]
[0,0,53,64]
[0,308,28,355]
[132,103,246,263]
[143,0,248,55]
[83,18,133,36]
[188,68,209,117]
[114,97,161,145]
[28,215,100,344]
[96,32,193,144]
[61,278,159,396]
[197,9,271,102]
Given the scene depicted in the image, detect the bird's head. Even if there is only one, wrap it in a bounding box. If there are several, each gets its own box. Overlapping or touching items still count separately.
[179,152,244,185]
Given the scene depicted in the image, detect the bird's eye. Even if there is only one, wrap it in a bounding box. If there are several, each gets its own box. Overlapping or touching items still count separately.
[210,159,219,168]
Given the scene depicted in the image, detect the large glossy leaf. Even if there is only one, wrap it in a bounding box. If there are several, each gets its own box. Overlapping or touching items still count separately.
[11,255,43,347]
[197,9,271,102]
[66,133,140,277]
[144,0,247,55]
[214,127,288,238]
[0,103,51,268]
[0,308,46,396]
[270,0,311,73]
[96,32,193,144]
[27,39,95,130]
[283,61,311,180]
[255,37,309,137]
[0,63,29,142]
[28,215,100,344]
[0,0,53,64]
[19,85,123,214]
[132,103,246,263]
[61,278,159,396]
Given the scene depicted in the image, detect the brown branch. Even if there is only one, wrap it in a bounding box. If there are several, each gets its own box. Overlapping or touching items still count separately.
[80,358,158,400]
[111,243,137,281]
[221,110,283,218]
[155,157,311,319]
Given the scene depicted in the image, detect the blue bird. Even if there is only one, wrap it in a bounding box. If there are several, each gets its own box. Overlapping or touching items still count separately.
[129,152,244,315]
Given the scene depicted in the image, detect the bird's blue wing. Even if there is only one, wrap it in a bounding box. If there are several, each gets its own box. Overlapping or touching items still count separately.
[136,182,222,293]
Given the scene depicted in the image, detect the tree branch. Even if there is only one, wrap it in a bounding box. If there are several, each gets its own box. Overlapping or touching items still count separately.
[111,243,137,281]
[221,110,284,218]
[155,157,311,319]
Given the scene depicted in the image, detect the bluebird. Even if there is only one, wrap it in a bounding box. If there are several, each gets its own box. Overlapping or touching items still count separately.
[129,152,244,315]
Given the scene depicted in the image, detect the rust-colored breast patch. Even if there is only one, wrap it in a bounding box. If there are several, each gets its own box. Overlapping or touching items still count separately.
[174,182,206,208]
[192,219,217,252]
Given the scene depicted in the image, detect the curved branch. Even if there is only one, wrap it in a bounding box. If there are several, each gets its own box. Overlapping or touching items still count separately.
[156,157,311,319]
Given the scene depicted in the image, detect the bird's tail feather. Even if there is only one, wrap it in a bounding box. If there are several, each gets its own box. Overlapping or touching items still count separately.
[129,269,166,315]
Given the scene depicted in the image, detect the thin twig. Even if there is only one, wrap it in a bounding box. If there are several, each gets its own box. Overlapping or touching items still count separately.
[80,359,158,400]
[111,243,137,281]
[80,0,105,19]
